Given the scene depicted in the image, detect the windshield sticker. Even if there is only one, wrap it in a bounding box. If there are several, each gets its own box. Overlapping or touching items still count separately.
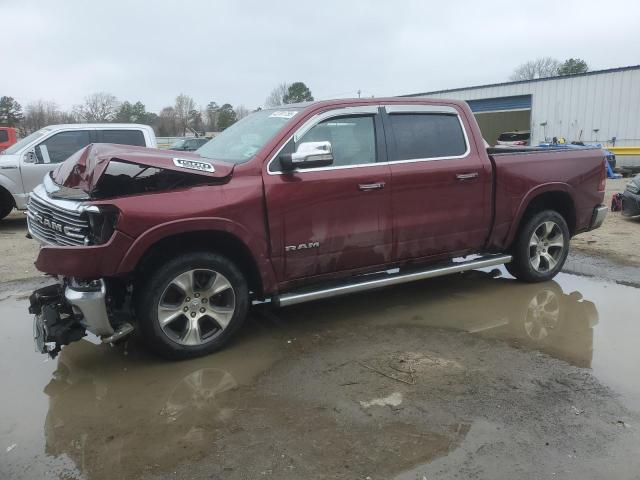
[172,158,215,173]
[269,111,298,119]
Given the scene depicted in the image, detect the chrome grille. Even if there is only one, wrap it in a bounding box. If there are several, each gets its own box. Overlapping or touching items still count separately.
[27,187,89,246]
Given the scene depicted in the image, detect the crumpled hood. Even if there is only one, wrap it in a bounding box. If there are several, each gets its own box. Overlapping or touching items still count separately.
[51,143,234,194]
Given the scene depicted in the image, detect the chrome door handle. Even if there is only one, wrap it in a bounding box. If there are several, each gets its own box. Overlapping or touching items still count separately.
[455,172,479,181]
[358,182,385,191]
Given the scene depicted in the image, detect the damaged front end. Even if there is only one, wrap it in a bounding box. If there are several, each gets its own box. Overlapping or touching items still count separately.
[27,143,234,357]
[29,279,134,358]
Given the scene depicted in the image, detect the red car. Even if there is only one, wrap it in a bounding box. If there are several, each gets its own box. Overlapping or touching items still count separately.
[27,98,608,360]
[0,126,17,152]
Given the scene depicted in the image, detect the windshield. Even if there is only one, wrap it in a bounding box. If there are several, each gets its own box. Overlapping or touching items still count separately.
[170,139,186,149]
[2,128,51,154]
[197,108,302,163]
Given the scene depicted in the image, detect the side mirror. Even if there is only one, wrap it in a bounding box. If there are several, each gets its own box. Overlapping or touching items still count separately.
[280,141,333,172]
[23,150,37,164]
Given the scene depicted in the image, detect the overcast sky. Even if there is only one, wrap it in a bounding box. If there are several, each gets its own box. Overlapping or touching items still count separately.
[2,0,639,112]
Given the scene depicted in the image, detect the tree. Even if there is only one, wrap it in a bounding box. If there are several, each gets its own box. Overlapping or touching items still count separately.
[234,104,250,120]
[75,92,119,122]
[205,101,219,132]
[188,109,204,135]
[217,104,237,131]
[557,58,589,76]
[174,94,196,136]
[23,100,63,132]
[115,101,156,124]
[283,82,314,104]
[0,96,24,126]
[509,57,561,81]
[265,82,289,107]
[155,106,179,136]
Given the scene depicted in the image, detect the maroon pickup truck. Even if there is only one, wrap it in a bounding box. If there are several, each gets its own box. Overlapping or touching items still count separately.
[27,98,608,359]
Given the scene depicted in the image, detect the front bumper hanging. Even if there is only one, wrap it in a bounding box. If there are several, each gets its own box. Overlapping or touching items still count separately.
[29,279,132,358]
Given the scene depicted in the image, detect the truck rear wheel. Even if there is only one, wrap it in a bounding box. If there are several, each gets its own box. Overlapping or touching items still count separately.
[136,252,249,360]
[506,210,570,283]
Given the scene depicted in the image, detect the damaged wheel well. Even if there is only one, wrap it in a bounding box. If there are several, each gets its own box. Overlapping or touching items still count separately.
[135,230,264,298]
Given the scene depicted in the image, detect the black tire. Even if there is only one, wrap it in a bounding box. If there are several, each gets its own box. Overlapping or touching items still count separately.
[136,252,249,360]
[506,210,570,283]
[0,189,14,220]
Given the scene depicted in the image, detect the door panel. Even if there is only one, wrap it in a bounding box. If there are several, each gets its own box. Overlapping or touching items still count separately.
[264,111,393,282]
[385,108,492,260]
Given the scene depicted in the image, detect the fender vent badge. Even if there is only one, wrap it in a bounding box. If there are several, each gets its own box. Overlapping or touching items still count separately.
[172,157,215,173]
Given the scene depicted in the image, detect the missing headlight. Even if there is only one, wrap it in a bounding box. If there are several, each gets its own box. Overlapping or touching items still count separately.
[83,205,120,245]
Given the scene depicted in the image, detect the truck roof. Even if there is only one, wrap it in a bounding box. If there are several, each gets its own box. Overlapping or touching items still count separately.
[42,123,154,130]
[264,97,469,111]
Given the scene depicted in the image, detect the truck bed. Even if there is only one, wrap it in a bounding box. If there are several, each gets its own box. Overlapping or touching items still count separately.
[486,146,606,251]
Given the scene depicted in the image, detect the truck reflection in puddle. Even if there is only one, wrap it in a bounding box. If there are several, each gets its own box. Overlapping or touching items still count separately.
[40,271,599,479]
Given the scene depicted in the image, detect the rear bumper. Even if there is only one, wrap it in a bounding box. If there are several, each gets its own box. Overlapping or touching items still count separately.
[621,191,640,217]
[588,205,608,230]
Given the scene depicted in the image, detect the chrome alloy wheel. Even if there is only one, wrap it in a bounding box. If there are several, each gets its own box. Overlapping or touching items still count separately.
[529,221,565,273]
[157,269,236,346]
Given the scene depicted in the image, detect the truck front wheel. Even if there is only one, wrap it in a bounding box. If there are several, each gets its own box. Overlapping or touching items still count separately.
[136,252,249,359]
[0,188,14,220]
[506,210,570,283]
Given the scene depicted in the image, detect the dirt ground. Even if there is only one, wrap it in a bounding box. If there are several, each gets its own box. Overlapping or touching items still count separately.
[0,210,40,282]
[2,263,640,480]
[1,178,637,283]
[570,178,640,266]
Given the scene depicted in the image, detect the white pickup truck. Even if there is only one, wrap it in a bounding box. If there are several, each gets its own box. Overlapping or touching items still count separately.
[0,123,156,219]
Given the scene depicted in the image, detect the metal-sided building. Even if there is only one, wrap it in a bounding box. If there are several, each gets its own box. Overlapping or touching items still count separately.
[406,65,640,149]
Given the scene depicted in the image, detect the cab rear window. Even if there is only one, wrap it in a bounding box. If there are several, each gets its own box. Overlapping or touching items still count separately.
[0,130,8,142]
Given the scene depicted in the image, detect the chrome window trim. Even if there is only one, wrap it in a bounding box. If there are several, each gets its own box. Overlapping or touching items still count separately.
[292,106,379,143]
[384,104,459,115]
[266,104,471,175]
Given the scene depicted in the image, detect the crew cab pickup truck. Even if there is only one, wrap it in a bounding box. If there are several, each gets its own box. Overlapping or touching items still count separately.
[27,98,608,359]
[0,123,156,220]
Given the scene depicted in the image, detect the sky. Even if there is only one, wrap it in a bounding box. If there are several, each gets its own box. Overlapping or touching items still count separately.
[2,0,639,113]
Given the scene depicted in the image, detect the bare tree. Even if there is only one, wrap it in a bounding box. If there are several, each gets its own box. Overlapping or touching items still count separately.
[509,57,561,81]
[74,92,119,122]
[234,104,250,120]
[24,100,62,132]
[156,106,179,136]
[174,94,196,135]
[264,83,289,107]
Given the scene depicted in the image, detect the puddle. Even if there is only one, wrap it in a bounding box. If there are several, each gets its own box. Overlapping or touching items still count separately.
[0,268,639,478]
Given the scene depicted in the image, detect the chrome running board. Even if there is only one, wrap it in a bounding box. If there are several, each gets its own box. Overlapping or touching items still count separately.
[273,254,512,307]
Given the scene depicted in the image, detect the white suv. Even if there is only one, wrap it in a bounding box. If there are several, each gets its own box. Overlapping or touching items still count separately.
[0,124,156,219]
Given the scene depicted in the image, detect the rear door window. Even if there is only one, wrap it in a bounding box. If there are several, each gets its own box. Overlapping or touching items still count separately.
[35,130,91,164]
[388,113,467,161]
[99,129,146,146]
